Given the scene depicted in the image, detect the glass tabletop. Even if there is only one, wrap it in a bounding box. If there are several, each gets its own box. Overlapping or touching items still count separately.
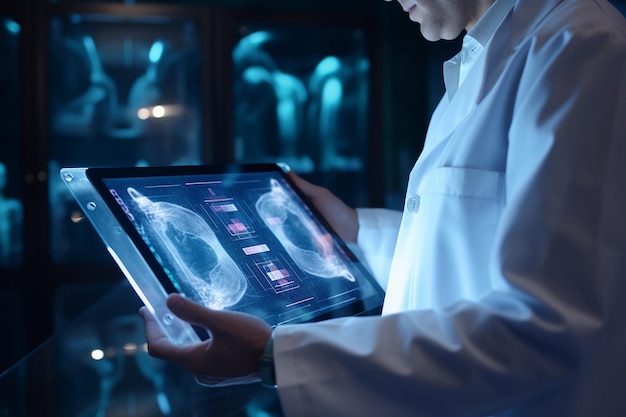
[0,280,283,417]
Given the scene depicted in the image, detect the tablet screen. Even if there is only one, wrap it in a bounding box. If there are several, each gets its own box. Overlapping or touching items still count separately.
[86,164,384,326]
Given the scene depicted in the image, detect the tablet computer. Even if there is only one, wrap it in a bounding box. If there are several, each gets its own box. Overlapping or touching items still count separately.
[61,163,384,344]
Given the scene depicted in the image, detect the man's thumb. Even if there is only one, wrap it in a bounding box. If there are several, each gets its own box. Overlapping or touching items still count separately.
[166,294,214,328]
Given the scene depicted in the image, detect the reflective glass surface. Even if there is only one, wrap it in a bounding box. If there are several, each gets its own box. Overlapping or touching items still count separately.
[47,12,204,264]
[232,24,371,206]
[0,281,283,417]
[0,16,23,269]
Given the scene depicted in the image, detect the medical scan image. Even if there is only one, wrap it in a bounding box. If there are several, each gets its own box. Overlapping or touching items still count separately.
[126,187,248,310]
[101,170,380,325]
[256,179,355,282]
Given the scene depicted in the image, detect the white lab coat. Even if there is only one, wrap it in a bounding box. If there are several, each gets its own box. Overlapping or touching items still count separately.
[274,0,626,416]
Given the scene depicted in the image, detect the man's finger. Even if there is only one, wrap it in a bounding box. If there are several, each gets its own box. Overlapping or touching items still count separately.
[139,305,197,362]
[287,170,317,195]
[165,294,218,327]
[166,294,269,342]
[165,294,235,339]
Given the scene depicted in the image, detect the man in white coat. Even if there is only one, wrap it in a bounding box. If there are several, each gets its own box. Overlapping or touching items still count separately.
[140,0,626,415]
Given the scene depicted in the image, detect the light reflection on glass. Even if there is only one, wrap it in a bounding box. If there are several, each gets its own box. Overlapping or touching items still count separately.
[2,18,20,35]
[91,349,105,361]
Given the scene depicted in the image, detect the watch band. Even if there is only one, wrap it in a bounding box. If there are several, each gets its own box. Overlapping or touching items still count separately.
[259,329,277,388]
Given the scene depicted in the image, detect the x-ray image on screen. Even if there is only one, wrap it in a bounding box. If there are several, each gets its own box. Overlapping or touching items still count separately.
[99,168,381,325]
[255,257,301,293]
[256,179,355,282]
[209,201,257,239]
[123,187,248,310]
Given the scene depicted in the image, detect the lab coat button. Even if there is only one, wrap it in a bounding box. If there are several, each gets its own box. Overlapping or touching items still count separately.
[407,196,421,213]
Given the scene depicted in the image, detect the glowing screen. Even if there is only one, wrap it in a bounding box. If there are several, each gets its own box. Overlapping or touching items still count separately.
[97,167,382,325]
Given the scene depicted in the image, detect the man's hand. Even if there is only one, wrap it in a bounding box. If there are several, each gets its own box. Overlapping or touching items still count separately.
[139,294,272,378]
[287,171,359,244]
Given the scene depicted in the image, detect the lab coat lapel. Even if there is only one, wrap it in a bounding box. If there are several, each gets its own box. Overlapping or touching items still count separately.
[422,32,499,160]
[423,59,484,156]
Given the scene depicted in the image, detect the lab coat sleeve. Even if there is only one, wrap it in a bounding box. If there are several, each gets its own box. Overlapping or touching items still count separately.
[353,207,402,288]
[272,15,626,417]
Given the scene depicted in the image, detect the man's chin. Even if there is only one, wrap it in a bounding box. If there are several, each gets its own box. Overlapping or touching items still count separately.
[420,25,464,42]
[419,26,442,42]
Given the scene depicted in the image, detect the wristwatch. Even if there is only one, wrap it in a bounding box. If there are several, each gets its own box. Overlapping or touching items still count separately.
[259,329,277,388]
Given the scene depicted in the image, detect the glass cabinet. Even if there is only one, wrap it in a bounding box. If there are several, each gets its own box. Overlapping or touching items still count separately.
[232,24,369,172]
[39,8,380,417]
[0,2,387,416]
[0,13,23,270]
[225,12,383,208]
[46,4,210,264]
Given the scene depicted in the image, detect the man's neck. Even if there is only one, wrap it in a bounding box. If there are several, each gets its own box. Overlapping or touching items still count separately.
[466,0,498,32]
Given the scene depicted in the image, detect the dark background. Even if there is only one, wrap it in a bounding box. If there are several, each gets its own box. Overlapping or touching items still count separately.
[1,2,625,416]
